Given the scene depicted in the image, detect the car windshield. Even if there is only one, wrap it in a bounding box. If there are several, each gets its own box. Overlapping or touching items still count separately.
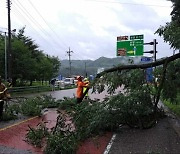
[64,79,70,82]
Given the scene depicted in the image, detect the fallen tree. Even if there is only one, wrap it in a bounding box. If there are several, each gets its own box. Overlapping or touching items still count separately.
[96,53,180,78]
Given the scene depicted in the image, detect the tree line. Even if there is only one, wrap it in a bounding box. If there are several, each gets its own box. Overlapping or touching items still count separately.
[0,27,60,86]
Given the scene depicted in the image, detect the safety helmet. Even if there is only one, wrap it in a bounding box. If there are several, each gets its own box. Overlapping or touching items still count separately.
[77,76,81,80]
[84,78,88,81]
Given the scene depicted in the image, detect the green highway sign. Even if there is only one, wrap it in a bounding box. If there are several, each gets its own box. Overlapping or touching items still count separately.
[130,34,144,40]
[117,35,144,56]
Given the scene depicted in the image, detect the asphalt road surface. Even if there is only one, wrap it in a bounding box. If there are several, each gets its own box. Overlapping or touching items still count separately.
[17,87,120,101]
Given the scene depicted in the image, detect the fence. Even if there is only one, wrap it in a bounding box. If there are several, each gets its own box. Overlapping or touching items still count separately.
[8,86,51,93]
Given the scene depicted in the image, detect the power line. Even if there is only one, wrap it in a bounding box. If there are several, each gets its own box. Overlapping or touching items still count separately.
[12,7,60,52]
[13,1,50,38]
[15,0,67,51]
[27,0,69,49]
[84,0,171,7]
[12,8,66,59]
[13,0,68,53]
[12,8,47,40]
[14,0,54,39]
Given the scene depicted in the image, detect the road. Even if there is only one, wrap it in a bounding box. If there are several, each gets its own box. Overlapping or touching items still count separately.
[16,87,122,101]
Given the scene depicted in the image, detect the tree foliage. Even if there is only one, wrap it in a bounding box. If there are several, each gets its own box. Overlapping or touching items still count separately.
[154,0,180,103]
[0,34,6,77]
[160,59,180,104]
[155,0,180,50]
[0,27,60,86]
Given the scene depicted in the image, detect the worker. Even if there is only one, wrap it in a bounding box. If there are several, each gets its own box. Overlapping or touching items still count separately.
[0,76,10,120]
[83,78,90,99]
[7,78,12,88]
[76,76,89,104]
[50,79,56,91]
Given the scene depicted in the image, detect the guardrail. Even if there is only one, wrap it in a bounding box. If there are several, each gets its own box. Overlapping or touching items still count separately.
[8,86,51,93]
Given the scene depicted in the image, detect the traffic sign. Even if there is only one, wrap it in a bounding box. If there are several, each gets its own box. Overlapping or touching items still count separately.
[146,67,153,83]
[130,34,143,40]
[117,35,144,56]
[141,57,153,82]
[141,57,152,62]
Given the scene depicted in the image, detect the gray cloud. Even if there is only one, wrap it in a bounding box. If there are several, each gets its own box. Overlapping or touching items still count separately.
[2,0,172,61]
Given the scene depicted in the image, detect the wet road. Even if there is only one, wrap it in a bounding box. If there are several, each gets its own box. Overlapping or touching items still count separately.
[16,88,114,101]
[16,88,76,100]
[17,86,123,101]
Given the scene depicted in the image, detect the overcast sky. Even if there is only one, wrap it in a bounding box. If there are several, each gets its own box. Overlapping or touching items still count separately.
[0,0,175,61]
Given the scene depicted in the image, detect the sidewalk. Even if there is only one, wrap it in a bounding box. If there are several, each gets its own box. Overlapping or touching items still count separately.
[108,116,180,154]
[0,108,112,154]
[108,99,180,154]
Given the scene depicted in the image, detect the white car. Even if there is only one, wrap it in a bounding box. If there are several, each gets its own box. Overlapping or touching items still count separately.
[55,80,65,88]
[63,78,74,86]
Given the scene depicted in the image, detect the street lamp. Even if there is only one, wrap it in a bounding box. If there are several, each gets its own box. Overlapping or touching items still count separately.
[0,31,7,81]
[0,29,16,81]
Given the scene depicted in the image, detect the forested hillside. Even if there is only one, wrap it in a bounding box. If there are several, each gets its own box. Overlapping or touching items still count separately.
[59,56,142,77]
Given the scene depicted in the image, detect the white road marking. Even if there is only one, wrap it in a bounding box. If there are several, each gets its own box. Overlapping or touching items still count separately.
[103,133,117,154]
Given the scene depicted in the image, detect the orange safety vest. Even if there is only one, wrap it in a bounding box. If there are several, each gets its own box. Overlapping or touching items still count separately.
[76,81,87,98]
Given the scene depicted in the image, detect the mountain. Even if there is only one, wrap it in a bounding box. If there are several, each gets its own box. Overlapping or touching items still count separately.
[59,56,142,77]
[59,57,119,77]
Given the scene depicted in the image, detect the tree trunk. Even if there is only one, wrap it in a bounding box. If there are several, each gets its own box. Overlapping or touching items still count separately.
[12,77,17,87]
[154,60,168,112]
[30,80,33,86]
[41,79,44,85]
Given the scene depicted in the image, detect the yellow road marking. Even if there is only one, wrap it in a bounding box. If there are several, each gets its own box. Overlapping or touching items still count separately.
[0,116,38,132]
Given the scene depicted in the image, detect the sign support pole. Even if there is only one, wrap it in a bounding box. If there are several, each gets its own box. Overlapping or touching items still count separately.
[153,39,157,62]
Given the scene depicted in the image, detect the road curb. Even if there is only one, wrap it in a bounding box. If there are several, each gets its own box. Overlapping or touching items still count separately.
[160,100,180,137]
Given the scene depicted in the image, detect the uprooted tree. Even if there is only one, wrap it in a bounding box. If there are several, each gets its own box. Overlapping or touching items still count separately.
[93,53,179,127]
[92,0,180,128]
[25,53,179,153]
[24,53,179,153]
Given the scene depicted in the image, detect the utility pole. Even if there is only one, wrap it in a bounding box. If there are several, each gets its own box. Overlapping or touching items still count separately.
[5,32,7,81]
[85,62,87,77]
[7,0,12,80]
[66,47,73,77]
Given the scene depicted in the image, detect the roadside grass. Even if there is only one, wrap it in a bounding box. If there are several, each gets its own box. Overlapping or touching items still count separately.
[9,86,53,96]
[32,81,49,86]
[163,93,180,117]
[10,84,76,96]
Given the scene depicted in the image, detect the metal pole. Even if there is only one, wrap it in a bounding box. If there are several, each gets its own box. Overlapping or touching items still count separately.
[85,62,87,77]
[7,0,12,79]
[4,32,7,81]
[67,47,73,77]
[68,48,71,76]
[153,39,157,62]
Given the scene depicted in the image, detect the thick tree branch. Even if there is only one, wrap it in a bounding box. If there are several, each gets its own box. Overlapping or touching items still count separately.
[154,60,168,111]
[96,53,180,78]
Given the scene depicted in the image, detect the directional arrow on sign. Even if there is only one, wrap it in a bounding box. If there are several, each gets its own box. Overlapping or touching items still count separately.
[127,50,135,54]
